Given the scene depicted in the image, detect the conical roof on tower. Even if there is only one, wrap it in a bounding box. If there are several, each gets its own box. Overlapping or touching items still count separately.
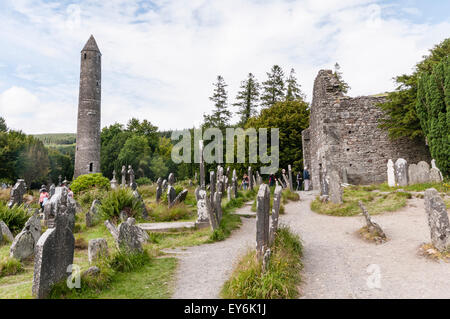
[81,35,101,53]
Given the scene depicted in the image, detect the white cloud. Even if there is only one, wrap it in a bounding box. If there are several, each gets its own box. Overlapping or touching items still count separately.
[0,0,448,133]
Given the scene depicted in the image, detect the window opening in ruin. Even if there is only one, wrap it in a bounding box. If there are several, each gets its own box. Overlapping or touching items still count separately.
[89,163,93,172]
[348,130,352,134]
[346,148,350,151]
[84,53,87,59]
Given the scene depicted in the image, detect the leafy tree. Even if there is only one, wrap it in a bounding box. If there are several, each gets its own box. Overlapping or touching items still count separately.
[100,123,131,178]
[416,56,449,176]
[150,155,169,179]
[234,73,260,126]
[333,63,350,94]
[246,100,310,173]
[126,118,159,153]
[379,38,450,139]
[285,68,305,101]
[118,135,151,178]
[48,148,73,183]
[15,137,50,188]
[203,75,231,129]
[0,117,7,132]
[261,65,285,108]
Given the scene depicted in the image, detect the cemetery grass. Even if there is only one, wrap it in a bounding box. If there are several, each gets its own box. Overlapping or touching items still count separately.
[310,186,413,217]
[221,225,303,299]
[358,182,449,194]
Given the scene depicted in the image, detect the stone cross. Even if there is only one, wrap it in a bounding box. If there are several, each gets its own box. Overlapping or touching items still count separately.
[32,189,75,299]
[424,188,450,252]
[269,185,282,246]
[394,158,408,186]
[121,165,126,187]
[248,166,253,190]
[110,170,118,190]
[387,159,395,187]
[256,184,270,261]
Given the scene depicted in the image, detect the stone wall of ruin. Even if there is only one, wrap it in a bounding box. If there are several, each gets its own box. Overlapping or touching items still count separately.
[302,70,431,189]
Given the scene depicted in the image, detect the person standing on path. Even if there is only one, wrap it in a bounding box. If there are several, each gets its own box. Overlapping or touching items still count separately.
[296,172,303,191]
[303,166,310,191]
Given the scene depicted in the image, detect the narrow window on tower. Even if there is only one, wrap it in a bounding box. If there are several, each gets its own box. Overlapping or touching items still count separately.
[84,53,87,60]
[89,163,93,172]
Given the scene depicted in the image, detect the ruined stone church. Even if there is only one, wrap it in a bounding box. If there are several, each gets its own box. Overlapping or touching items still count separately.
[74,35,102,178]
[302,70,431,190]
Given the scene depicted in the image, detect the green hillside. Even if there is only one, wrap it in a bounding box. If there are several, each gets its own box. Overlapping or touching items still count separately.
[33,133,76,145]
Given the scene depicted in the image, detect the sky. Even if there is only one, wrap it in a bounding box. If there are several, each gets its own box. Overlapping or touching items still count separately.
[0,0,448,134]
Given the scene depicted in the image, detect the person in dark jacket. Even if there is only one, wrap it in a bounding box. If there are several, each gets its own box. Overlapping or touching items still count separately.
[296,172,302,191]
[303,166,310,191]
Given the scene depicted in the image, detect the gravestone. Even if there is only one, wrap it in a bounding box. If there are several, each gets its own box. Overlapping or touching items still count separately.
[342,167,348,184]
[424,188,450,252]
[86,199,101,227]
[394,158,408,186]
[329,169,343,204]
[194,186,200,201]
[288,165,294,191]
[199,140,205,189]
[10,230,35,261]
[210,171,216,203]
[32,190,75,299]
[104,220,119,241]
[117,218,142,253]
[161,179,167,192]
[169,189,188,208]
[195,189,210,228]
[269,185,282,245]
[248,167,254,190]
[430,159,443,182]
[8,179,26,208]
[416,161,430,184]
[49,184,56,198]
[256,184,270,261]
[408,163,418,185]
[167,185,177,207]
[156,177,163,202]
[0,221,14,242]
[121,165,126,187]
[227,186,231,201]
[232,169,238,198]
[387,159,395,187]
[213,191,223,224]
[88,238,108,264]
[110,170,118,190]
[168,173,175,185]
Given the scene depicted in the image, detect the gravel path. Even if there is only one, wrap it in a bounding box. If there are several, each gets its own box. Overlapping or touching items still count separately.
[171,203,256,299]
[171,191,449,299]
[283,191,450,299]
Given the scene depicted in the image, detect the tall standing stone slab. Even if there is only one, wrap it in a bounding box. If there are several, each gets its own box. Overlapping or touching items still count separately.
[168,173,175,186]
[232,169,238,198]
[424,188,450,252]
[387,159,395,187]
[394,158,408,187]
[49,184,56,198]
[0,221,14,242]
[32,191,75,299]
[288,165,294,191]
[256,184,270,261]
[195,189,210,227]
[415,161,430,184]
[199,140,205,189]
[269,185,282,246]
[248,167,254,190]
[8,179,26,208]
[329,169,343,204]
[408,163,418,185]
[155,177,163,202]
[167,185,177,207]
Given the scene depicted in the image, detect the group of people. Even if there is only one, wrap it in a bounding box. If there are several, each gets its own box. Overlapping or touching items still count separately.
[240,167,311,191]
[38,183,74,211]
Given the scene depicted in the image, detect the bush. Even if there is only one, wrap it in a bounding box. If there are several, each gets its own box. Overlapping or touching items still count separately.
[221,225,302,299]
[0,256,23,278]
[98,188,143,223]
[136,177,152,186]
[71,173,110,195]
[108,249,151,273]
[0,203,32,235]
[75,188,107,210]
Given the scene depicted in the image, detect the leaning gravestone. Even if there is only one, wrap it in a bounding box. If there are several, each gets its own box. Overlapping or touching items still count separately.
[32,190,75,299]
[256,184,270,261]
[88,238,108,264]
[8,179,26,208]
[169,189,188,208]
[329,170,343,204]
[156,177,163,202]
[424,188,450,252]
[132,190,149,219]
[167,185,177,207]
[358,201,387,243]
[387,159,396,187]
[269,185,282,245]
[117,218,142,253]
[394,158,408,187]
[104,220,119,241]
[0,220,14,242]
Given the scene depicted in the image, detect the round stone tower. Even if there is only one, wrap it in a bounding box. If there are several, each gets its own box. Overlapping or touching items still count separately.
[74,35,102,178]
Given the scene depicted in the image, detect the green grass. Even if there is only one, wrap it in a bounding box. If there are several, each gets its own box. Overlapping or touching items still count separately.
[251,187,298,213]
[147,203,194,222]
[358,182,449,194]
[0,203,32,235]
[221,225,303,299]
[0,256,24,278]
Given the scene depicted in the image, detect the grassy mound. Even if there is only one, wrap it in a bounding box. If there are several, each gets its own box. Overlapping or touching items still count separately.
[221,225,302,299]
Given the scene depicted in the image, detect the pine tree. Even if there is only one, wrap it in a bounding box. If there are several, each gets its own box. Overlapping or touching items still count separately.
[333,63,350,94]
[233,73,260,126]
[203,75,231,128]
[261,65,285,108]
[286,68,305,101]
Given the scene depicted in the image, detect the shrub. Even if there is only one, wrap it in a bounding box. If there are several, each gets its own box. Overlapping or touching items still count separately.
[75,188,107,210]
[0,203,32,235]
[71,173,110,194]
[108,249,151,272]
[136,177,152,186]
[0,256,23,278]
[98,188,143,223]
[221,225,302,299]
[148,203,193,222]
